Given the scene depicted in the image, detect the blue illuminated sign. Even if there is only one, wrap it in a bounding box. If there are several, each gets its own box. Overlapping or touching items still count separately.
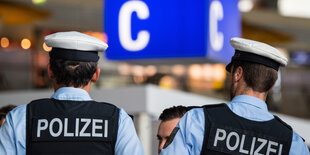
[291,51,310,66]
[104,0,240,63]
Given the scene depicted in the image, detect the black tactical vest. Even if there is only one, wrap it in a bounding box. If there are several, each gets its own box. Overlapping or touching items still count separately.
[26,98,119,155]
[200,104,292,155]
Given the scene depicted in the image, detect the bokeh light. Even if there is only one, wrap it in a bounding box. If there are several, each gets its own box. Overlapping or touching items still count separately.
[188,64,202,80]
[1,37,9,48]
[21,38,31,50]
[144,65,157,77]
[43,42,52,52]
[172,64,186,77]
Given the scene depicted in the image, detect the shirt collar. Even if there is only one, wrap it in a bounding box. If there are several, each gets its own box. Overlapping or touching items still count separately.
[231,95,268,111]
[51,87,92,101]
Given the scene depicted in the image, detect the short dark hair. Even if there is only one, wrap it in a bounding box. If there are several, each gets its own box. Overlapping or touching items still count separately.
[50,59,97,87]
[159,106,189,121]
[0,105,17,118]
[232,60,278,92]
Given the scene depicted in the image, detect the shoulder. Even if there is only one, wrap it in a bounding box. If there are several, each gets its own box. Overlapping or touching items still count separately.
[27,98,53,110]
[202,103,227,114]
[273,115,309,154]
[179,107,205,127]
[97,101,119,108]
[178,107,205,138]
[162,107,205,154]
[184,107,205,122]
[93,101,120,115]
[118,108,131,122]
[117,108,136,133]
[114,108,144,154]
[8,104,27,120]
[29,98,51,103]
[290,131,309,154]
[292,131,305,142]
[5,104,27,130]
[273,115,292,130]
[181,104,225,126]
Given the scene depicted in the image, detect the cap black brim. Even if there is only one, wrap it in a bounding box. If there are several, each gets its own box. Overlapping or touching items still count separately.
[226,63,232,72]
[226,50,280,72]
[49,48,99,62]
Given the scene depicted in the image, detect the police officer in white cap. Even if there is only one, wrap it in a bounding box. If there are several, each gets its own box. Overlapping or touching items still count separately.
[0,31,144,155]
[160,38,309,155]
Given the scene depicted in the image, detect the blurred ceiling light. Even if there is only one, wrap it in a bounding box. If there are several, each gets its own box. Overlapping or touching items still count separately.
[43,42,52,52]
[32,0,46,5]
[213,64,226,81]
[118,63,131,76]
[172,64,186,76]
[144,65,157,76]
[202,64,214,81]
[278,0,310,18]
[159,75,177,89]
[1,37,9,48]
[238,0,254,12]
[21,38,31,50]
[188,64,202,80]
[132,65,144,76]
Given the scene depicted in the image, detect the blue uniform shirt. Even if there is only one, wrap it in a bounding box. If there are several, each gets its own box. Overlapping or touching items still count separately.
[160,95,309,155]
[0,87,144,155]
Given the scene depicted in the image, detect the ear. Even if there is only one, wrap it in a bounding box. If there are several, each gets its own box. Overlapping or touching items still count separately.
[91,67,100,83]
[233,66,243,82]
[47,63,54,80]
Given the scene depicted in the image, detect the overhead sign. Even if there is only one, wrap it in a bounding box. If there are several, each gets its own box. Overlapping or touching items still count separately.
[104,0,240,63]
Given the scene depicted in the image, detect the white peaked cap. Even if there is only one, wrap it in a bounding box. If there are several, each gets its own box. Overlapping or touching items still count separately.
[45,31,108,52]
[226,37,288,72]
[230,37,288,66]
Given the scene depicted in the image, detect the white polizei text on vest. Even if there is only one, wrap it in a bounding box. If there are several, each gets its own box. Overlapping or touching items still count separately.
[36,118,108,138]
[213,128,283,155]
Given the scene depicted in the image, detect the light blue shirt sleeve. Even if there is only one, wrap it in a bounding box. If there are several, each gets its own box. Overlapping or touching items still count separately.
[0,112,17,155]
[290,132,310,155]
[115,108,144,155]
[0,104,27,155]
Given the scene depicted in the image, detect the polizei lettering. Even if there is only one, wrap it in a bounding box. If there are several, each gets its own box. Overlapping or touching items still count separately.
[208,128,284,155]
[36,118,109,138]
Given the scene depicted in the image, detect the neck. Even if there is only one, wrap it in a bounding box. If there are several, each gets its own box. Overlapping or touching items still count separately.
[235,87,267,101]
[53,82,92,93]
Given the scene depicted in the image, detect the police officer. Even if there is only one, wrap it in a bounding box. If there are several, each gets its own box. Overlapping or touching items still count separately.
[160,38,310,155]
[157,106,189,154]
[0,31,144,155]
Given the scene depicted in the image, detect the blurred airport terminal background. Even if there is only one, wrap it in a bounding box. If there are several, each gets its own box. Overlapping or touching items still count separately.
[0,0,310,154]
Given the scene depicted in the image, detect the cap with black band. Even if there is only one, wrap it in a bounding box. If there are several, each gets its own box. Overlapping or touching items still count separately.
[226,37,288,72]
[49,48,100,62]
[44,31,108,62]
